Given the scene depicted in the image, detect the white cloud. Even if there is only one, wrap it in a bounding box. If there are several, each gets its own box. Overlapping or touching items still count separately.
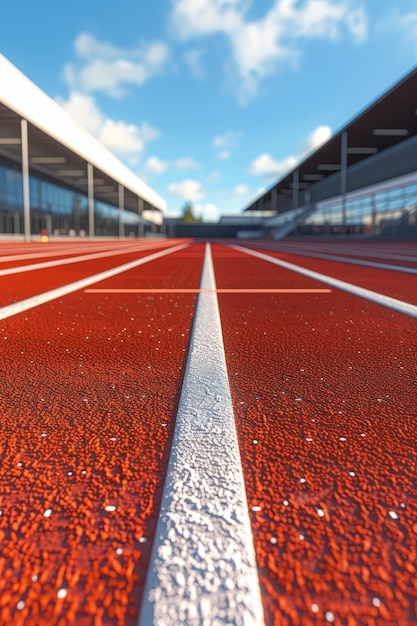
[140,155,201,180]
[56,91,103,135]
[183,48,206,79]
[212,130,242,159]
[170,0,367,103]
[142,156,169,177]
[63,32,170,97]
[249,124,331,181]
[250,153,297,180]
[56,91,159,164]
[195,203,221,222]
[234,184,250,196]
[212,130,241,149]
[168,179,206,201]
[99,120,159,163]
[299,125,332,157]
[173,157,201,170]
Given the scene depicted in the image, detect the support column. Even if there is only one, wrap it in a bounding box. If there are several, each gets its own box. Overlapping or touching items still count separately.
[87,163,94,237]
[292,170,299,211]
[371,193,377,236]
[138,197,144,238]
[341,132,348,225]
[118,184,125,238]
[21,120,31,242]
[271,187,278,213]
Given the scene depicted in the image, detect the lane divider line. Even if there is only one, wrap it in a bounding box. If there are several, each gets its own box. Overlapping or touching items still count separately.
[138,243,265,626]
[85,287,332,294]
[255,245,417,275]
[274,242,417,263]
[230,243,417,320]
[0,241,140,264]
[0,242,189,321]
[0,240,175,277]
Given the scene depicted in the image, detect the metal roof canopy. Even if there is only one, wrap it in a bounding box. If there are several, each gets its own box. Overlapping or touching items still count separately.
[0,54,166,215]
[244,65,417,213]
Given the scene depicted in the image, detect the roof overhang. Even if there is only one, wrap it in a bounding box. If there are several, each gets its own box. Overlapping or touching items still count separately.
[0,54,166,215]
[244,65,417,213]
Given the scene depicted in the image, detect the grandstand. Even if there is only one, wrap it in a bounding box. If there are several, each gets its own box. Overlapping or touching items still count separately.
[242,65,417,240]
[0,54,165,240]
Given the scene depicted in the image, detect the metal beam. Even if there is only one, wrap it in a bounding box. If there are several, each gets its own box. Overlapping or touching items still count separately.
[292,170,299,211]
[371,193,377,236]
[87,163,94,237]
[0,138,21,145]
[138,197,144,238]
[119,184,125,238]
[21,119,31,242]
[271,187,278,212]
[341,131,348,224]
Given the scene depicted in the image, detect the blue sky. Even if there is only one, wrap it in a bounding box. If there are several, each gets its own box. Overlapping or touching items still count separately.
[2,1,417,220]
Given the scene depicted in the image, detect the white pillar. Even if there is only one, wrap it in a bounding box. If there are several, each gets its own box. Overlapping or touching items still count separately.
[119,184,125,238]
[21,119,31,242]
[87,163,94,237]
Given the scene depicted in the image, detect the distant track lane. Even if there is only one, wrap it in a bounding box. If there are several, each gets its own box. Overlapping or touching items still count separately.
[232,243,417,318]
[0,242,189,320]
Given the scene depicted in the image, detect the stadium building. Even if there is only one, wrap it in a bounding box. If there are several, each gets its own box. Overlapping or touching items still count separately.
[0,54,165,240]
[242,65,417,240]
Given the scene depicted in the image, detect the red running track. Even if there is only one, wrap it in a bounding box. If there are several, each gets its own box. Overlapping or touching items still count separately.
[213,242,417,625]
[0,241,203,625]
[0,238,416,625]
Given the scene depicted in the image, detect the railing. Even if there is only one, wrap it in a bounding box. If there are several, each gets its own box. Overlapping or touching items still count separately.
[269,204,316,240]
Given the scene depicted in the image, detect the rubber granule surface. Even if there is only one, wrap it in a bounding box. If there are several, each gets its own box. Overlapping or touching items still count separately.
[0,247,203,625]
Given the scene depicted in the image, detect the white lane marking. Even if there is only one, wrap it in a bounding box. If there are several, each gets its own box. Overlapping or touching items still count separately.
[0,242,189,321]
[231,243,417,319]
[277,242,417,263]
[0,241,140,263]
[257,245,417,275]
[0,241,174,276]
[139,243,265,626]
[85,287,332,294]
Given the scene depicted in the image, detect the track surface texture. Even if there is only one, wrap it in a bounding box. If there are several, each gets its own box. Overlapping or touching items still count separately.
[0,238,416,626]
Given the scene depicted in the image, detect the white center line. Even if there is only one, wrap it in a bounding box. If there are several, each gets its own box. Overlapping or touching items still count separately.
[139,243,265,626]
[0,242,189,321]
[231,243,417,319]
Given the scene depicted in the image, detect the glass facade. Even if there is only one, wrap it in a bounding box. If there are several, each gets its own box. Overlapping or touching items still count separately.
[299,175,417,236]
[0,157,150,237]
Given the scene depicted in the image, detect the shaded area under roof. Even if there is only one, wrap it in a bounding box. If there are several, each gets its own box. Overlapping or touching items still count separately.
[0,54,165,214]
[244,65,417,213]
